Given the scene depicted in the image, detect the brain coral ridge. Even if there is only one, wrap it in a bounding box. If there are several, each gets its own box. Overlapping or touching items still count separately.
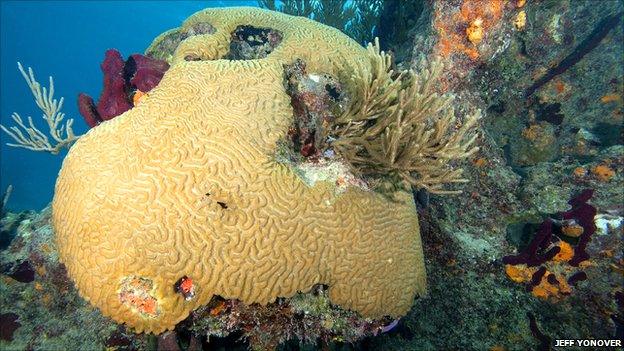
[52,7,426,334]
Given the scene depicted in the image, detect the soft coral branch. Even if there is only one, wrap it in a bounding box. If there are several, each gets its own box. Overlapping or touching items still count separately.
[0,63,80,155]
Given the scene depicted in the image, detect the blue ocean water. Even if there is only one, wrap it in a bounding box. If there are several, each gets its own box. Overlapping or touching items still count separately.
[0,0,258,211]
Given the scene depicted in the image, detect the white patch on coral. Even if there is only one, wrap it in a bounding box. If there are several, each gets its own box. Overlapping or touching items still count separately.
[294,158,369,194]
[594,214,624,236]
[308,74,321,83]
[548,14,562,44]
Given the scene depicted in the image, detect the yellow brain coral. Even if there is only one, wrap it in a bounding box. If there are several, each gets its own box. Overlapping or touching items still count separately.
[52,7,426,334]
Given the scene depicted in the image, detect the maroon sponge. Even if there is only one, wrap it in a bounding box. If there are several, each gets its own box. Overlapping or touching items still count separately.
[78,49,169,128]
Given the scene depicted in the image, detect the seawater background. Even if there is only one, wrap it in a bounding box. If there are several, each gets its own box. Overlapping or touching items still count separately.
[0,0,258,211]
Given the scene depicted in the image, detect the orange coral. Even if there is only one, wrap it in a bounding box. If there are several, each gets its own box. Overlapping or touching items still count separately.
[467,18,485,44]
[573,167,587,177]
[120,291,158,316]
[521,124,540,141]
[434,0,508,60]
[505,264,571,299]
[473,157,488,167]
[118,276,159,317]
[179,277,193,294]
[553,80,566,94]
[553,241,575,261]
[133,90,146,106]
[514,10,526,30]
[210,301,227,316]
[592,164,615,181]
[531,273,571,299]
[505,264,535,283]
[175,276,196,300]
[600,94,622,104]
[505,238,587,300]
[561,224,584,238]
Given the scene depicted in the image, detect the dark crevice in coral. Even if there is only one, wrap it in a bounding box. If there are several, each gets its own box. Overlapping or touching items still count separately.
[0,313,21,342]
[592,122,624,148]
[104,326,135,350]
[282,59,347,160]
[567,271,587,285]
[528,266,547,289]
[175,288,389,351]
[324,84,341,100]
[310,283,329,296]
[122,56,137,86]
[216,201,228,209]
[533,101,565,126]
[183,54,202,62]
[202,332,247,350]
[157,331,182,351]
[546,273,559,285]
[0,211,29,250]
[505,221,542,252]
[224,25,283,60]
[176,331,201,351]
[2,260,35,283]
[527,312,552,351]
[413,188,430,210]
[146,22,216,61]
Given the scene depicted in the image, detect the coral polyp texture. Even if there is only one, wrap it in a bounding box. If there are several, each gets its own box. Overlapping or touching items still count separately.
[52,7,426,334]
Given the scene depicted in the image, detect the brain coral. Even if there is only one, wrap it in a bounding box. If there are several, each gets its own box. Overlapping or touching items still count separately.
[52,7,426,334]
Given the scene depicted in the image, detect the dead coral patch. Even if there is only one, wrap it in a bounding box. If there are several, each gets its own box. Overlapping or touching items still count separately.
[118,276,159,318]
[146,21,216,61]
[224,25,283,60]
[278,59,364,195]
[283,58,347,159]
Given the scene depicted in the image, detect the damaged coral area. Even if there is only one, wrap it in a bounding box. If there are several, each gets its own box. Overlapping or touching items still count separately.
[225,25,283,60]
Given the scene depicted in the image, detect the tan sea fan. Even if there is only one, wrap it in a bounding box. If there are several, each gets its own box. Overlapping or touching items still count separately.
[332,38,480,194]
[0,63,80,155]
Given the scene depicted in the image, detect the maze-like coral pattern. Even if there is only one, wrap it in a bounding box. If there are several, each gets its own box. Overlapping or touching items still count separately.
[52,7,426,334]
